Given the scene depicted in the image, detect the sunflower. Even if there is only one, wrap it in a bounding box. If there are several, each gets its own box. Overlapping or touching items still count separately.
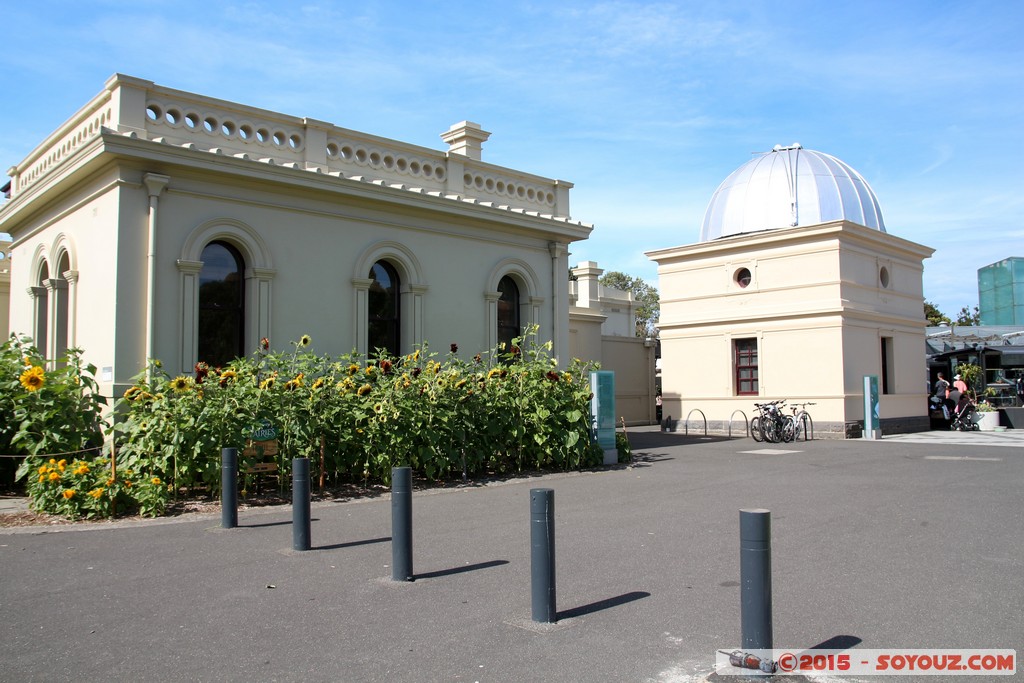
[89,488,105,499]
[62,490,76,500]
[19,366,45,392]
[312,377,326,390]
[219,369,237,387]
[298,334,312,348]
[259,376,276,390]
[169,376,192,393]
[151,477,162,486]
[357,383,372,396]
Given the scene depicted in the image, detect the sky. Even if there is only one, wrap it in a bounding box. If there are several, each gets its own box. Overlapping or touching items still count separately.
[1,0,1021,320]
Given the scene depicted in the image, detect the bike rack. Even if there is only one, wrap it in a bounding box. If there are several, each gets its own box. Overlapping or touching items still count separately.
[684,409,707,436]
[797,413,815,441]
[728,410,749,438]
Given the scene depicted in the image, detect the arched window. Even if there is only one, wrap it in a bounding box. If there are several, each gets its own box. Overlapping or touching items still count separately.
[33,262,50,355]
[52,252,71,363]
[198,241,245,367]
[368,260,400,357]
[497,275,520,351]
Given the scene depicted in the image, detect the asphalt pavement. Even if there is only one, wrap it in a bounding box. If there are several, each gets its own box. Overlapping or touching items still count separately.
[1,427,1022,682]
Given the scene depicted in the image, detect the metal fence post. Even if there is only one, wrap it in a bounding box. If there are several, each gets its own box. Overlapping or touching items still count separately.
[740,508,773,651]
[531,488,557,623]
[292,457,311,551]
[221,447,238,529]
[391,467,414,581]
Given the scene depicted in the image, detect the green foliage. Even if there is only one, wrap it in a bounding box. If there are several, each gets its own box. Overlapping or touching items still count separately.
[598,271,660,338]
[19,456,169,519]
[1,335,107,459]
[954,362,983,400]
[616,431,632,464]
[2,334,170,518]
[924,301,950,326]
[111,325,605,497]
[955,305,981,325]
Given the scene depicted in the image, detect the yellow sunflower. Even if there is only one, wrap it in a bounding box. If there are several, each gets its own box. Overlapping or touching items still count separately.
[169,376,192,393]
[19,366,45,391]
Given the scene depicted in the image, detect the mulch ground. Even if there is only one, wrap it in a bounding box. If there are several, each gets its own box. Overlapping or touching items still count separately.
[0,485,390,528]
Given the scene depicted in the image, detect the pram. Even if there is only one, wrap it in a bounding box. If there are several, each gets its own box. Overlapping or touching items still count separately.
[950,397,979,431]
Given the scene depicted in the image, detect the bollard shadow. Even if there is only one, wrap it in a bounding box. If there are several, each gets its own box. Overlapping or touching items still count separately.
[805,635,863,651]
[414,559,509,580]
[625,453,675,467]
[314,536,392,551]
[557,590,650,620]
[239,518,320,528]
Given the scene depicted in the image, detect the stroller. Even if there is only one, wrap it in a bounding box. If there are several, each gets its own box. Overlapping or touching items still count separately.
[950,396,979,431]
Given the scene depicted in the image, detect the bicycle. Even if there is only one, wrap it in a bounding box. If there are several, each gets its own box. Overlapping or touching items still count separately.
[751,400,787,443]
[787,402,816,441]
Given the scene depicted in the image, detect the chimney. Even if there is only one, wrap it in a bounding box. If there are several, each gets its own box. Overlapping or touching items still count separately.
[441,121,491,160]
[572,261,604,309]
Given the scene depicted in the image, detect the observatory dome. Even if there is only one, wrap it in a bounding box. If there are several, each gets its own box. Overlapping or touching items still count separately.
[699,144,885,242]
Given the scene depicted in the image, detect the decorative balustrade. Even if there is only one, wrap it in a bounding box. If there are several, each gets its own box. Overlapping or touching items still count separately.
[6,74,576,221]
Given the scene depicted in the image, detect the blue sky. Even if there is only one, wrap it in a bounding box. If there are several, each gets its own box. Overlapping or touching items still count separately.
[2,1,1021,319]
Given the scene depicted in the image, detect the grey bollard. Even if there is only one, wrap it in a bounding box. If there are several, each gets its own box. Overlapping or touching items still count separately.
[292,457,311,551]
[221,447,238,529]
[530,488,557,623]
[391,467,414,581]
[740,508,773,651]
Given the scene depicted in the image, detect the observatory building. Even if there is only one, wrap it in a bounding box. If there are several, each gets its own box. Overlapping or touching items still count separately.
[648,144,934,437]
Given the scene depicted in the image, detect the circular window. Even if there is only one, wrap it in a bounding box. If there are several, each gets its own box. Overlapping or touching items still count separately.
[879,266,890,289]
[734,267,752,288]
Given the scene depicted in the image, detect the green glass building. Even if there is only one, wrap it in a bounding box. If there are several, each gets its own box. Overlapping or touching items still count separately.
[978,257,1024,325]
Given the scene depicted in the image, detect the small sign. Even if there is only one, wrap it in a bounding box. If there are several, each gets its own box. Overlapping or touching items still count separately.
[243,419,279,459]
[245,419,278,441]
[243,439,279,459]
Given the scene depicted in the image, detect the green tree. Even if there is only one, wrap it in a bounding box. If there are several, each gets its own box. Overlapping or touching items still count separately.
[924,301,950,326]
[955,305,981,325]
[598,271,660,338]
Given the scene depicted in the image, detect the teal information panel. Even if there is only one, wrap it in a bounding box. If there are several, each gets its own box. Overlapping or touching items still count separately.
[863,374,879,438]
[590,371,616,452]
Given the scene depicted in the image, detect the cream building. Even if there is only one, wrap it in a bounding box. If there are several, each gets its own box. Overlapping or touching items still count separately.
[569,261,658,425]
[648,145,934,437]
[0,74,601,401]
[0,236,11,340]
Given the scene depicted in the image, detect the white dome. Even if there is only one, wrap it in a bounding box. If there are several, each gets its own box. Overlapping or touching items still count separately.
[700,144,886,241]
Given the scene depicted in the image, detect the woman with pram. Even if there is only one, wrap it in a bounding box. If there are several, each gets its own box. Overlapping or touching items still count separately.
[949,387,979,431]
